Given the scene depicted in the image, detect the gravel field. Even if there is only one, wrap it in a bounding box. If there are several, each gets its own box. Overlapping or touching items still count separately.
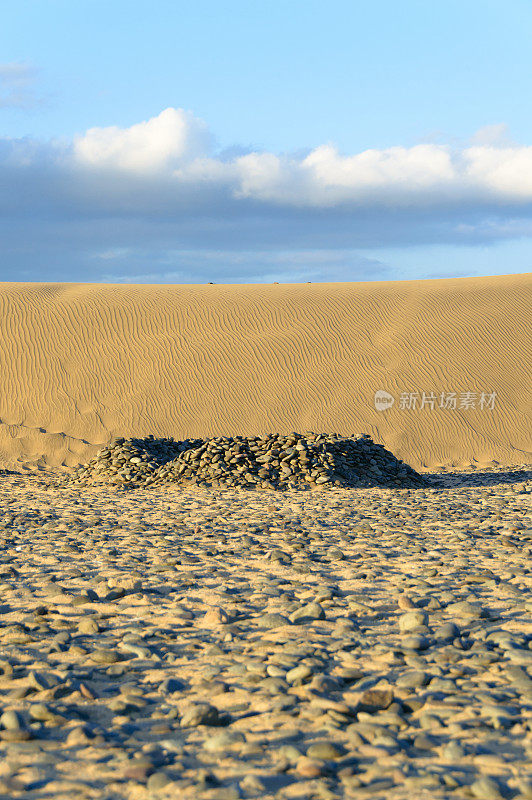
[0,464,531,799]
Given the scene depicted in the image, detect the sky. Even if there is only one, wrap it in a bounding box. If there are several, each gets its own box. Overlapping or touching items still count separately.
[1,0,532,284]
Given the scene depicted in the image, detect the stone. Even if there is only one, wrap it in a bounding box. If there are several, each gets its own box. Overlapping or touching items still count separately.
[146,772,172,792]
[65,726,96,746]
[434,622,459,641]
[121,642,152,659]
[0,729,32,742]
[470,776,504,799]
[260,677,288,693]
[295,756,325,778]
[446,600,484,619]
[240,774,266,794]
[123,762,154,782]
[194,768,219,788]
[396,671,429,688]
[290,602,325,623]
[398,595,417,610]
[258,613,290,629]
[180,703,221,727]
[399,610,427,632]
[0,710,23,730]
[306,742,344,759]
[203,730,245,751]
[401,635,430,651]
[159,677,186,694]
[309,674,342,694]
[358,688,394,711]
[286,664,314,684]
[28,671,51,691]
[78,618,100,634]
[91,648,121,664]
[278,745,302,763]
[203,606,232,625]
[0,660,13,679]
[413,733,435,750]
[29,703,66,724]
[515,779,532,799]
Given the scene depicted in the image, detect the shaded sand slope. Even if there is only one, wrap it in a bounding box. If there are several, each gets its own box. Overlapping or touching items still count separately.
[0,274,530,470]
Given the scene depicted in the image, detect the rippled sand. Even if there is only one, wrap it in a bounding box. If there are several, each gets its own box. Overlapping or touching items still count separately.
[1,274,530,470]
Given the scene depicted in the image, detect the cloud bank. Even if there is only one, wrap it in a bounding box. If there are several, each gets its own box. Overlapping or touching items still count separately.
[68,107,532,207]
[1,107,532,281]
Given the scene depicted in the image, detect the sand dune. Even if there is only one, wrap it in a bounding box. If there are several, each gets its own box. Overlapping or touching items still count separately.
[0,273,530,471]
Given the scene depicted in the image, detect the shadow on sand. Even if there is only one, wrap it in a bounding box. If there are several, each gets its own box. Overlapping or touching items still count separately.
[423,469,532,489]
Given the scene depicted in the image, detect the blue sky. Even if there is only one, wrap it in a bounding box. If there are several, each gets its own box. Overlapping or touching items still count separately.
[1,0,532,283]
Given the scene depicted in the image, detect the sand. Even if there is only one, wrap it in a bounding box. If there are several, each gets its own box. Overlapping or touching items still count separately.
[0,468,530,800]
[0,273,530,473]
[0,275,531,798]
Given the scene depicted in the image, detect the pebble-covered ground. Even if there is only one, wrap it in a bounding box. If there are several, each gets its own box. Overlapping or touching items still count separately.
[0,465,531,800]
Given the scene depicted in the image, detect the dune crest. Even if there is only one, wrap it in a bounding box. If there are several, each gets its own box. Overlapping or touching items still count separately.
[0,274,530,470]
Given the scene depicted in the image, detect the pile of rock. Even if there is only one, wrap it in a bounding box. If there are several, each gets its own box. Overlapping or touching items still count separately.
[68,432,427,491]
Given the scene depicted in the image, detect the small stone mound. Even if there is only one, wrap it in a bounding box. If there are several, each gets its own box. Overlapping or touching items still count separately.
[67,432,427,491]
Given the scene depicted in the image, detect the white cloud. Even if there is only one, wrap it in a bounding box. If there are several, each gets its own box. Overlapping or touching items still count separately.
[73,107,213,173]
[464,145,532,199]
[226,141,532,206]
[302,143,455,193]
[67,108,532,208]
[1,108,532,282]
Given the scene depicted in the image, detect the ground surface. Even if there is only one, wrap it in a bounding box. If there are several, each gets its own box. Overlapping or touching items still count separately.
[1,275,530,470]
[0,465,531,799]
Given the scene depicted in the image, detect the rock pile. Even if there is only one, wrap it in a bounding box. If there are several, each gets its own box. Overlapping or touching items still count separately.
[68,432,427,491]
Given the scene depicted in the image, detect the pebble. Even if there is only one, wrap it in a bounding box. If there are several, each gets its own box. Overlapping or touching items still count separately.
[442,740,465,760]
[258,612,290,628]
[401,634,430,651]
[146,772,172,792]
[397,592,417,608]
[286,664,314,684]
[290,602,325,623]
[78,618,100,634]
[29,703,60,722]
[396,670,429,688]
[0,460,530,799]
[0,710,23,731]
[446,600,485,619]
[306,741,344,759]
[180,703,221,727]
[0,660,13,678]
[91,648,121,664]
[413,732,436,750]
[358,687,394,711]
[203,606,232,625]
[203,730,245,751]
[470,776,505,799]
[434,621,460,640]
[159,677,185,694]
[295,756,325,778]
[66,432,427,491]
[399,610,428,632]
